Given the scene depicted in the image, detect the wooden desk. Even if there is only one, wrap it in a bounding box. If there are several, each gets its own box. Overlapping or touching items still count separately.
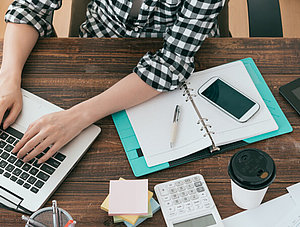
[0,38,299,226]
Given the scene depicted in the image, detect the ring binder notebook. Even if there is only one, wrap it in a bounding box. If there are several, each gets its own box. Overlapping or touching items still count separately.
[181,83,220,153]
[112,58,292,177]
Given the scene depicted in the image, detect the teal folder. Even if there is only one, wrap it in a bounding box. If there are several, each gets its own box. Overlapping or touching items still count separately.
[112,58,293,177]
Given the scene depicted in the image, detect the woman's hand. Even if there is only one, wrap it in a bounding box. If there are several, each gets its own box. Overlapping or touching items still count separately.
[0,71,23,129]
[12,108,89,164]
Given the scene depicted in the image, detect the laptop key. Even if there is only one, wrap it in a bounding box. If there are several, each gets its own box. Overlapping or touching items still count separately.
[20,172,30,180]
[35,180,44,189]
[37,171,50,182]
[23,183,31,189]
[10,175,17,182]
[46,158,60,168]
[30,187,39,194]
[22,163,31,171]
[4,144,14,152]
[4,172,11,178]
[5,127,23,140]
[13,140,19,146]
[27,176,37,184]
[5,164,15,172]
[0,169,3,174]
[33,160,42,168]
[16,179,24,185]
[0,160,8,168]
[7,156,17,164]
[0,152,9,160]
[12,168,22,176]
[6,136,16,144]
[15,159,24,167]
[54,153,66,162]
[41,163,55,175]
[0,132,8,140]
[29,167,39,176]
[0,140,6,148]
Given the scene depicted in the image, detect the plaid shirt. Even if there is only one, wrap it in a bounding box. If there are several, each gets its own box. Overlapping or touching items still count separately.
[5,0,225,92]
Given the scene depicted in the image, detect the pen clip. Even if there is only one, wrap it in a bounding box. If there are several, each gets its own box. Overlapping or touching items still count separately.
[173,105,180,123]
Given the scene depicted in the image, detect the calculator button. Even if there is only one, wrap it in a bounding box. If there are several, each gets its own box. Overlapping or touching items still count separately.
[184,178,192,184]
[193,199,202,206]
[182,197,190,203]
[162,195,171,201]
[202,198,210,203]
[187,183,194,189]
[175,180,184,186]
[199,192,207,197]
[159,187,169,196]
[191,194,199,200]
[176,204,184,210]
[168,183,175,188]
[195,204,204,210]
[173,199,181,205]
[179,191,188,197]
[178,209,185,215]
[194,181,202,187]
[169,188,177,194]
[204,203,211,208]
[165,201,173,207]
[196,186,205,193]
[192,176,201,182]
[188,189,196,195]
[187,206,194,212]
[167,206,175,212]
[185,202,192,207]
[171,194,179,200]
[169,212,176,217]
[178,186,186,192]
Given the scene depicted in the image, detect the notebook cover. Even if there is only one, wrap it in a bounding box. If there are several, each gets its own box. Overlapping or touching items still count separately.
[112,58,292,177]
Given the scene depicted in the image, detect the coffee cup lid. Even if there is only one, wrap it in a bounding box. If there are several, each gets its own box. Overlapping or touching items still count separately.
[228,149,276,190]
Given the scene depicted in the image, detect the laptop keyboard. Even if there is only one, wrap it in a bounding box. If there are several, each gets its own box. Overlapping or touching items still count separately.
[0,127,66,194]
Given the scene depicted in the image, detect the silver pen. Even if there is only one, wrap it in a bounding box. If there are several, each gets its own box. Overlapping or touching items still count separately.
[22,215,47,227]
[170,105,180,148]
[52,200,59,227]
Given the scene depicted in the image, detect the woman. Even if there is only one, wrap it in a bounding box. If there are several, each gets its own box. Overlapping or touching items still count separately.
[0,0,225,163]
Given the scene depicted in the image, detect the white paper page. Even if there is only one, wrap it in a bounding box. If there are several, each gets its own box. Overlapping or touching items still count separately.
[288,182,300,204]
[126,61,278,167]
[223,194,296,227]
[273,205,300,227]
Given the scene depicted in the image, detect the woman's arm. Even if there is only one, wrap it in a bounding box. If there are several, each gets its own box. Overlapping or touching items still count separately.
[0,23,39,129]
[14,72,160,163]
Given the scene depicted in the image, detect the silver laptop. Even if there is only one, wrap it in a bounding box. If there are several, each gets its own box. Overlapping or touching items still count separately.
[0,89,101,213]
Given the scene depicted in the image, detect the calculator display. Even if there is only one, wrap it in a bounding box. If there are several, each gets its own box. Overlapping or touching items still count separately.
[173,214,216,227]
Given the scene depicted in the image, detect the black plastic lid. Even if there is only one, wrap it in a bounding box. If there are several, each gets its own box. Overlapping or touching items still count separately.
[228,149,276,190]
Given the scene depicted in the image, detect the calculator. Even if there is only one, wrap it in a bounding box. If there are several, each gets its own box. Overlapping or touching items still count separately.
[154,174,224,227]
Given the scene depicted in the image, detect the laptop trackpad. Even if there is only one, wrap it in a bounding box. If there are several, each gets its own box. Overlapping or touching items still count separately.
[13,94,48,131]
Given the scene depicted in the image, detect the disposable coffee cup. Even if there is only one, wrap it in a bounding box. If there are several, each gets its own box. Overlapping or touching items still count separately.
[228,148,276,209]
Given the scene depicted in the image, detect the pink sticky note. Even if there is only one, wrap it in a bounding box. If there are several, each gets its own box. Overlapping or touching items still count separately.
[108,179,148,216]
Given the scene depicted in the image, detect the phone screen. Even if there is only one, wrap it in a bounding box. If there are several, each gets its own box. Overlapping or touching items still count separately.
[200,79,256,119]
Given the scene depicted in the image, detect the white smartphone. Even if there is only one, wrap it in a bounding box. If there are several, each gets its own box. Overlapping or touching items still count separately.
[198,77,260,123]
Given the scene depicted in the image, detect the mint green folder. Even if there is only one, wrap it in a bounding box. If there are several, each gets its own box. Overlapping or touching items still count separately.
[112,58,293,177]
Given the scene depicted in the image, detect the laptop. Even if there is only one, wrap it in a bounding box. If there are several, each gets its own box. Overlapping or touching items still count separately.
[0,89,101,214]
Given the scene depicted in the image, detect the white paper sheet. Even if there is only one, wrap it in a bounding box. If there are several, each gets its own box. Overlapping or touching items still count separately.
[126,61,278,167]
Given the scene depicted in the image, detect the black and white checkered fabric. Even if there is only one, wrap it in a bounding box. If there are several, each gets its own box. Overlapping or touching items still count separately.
[5,0,225,91]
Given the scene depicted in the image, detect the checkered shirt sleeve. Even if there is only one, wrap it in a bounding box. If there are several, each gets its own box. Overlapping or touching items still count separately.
[134,0,225,91]
[5,0,61,37]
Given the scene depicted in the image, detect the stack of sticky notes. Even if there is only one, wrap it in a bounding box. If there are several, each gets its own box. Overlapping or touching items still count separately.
[101,178,160,226]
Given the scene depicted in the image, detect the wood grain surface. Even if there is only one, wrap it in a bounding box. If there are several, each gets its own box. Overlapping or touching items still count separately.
[0,38,299,227]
